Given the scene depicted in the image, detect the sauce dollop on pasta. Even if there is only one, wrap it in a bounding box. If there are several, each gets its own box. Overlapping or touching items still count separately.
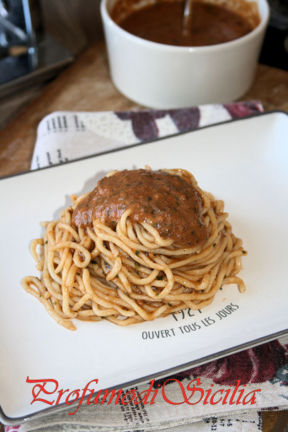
[72,169,208,247]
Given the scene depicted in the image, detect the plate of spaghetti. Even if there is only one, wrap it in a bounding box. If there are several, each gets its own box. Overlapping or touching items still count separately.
[22,168,246,331]
[0,112,287,422]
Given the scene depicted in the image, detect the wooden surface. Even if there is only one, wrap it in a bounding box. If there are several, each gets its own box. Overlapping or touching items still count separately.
[0,40,288,178]
[0,40,288,431]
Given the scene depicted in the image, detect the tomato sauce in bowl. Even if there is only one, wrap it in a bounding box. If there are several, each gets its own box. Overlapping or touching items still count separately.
[111,0,260,47]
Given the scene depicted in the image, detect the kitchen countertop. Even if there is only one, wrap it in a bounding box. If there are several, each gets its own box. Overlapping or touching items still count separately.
[0,40,287,178]
[0,40,287,431]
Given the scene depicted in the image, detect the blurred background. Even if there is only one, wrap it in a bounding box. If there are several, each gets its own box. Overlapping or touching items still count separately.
[0,0,287,129]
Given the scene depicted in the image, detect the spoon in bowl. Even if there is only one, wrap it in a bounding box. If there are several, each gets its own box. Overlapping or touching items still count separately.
[182,0,193,36]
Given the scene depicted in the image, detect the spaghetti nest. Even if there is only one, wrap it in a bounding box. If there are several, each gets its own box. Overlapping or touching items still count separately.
[22,170,246,330]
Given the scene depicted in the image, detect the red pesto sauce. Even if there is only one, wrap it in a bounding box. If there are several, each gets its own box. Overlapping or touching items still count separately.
[72,169,208,247]
[113,1,255,46]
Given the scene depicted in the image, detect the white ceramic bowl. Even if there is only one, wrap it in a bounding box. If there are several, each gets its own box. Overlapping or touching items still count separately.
[101,0,269,108]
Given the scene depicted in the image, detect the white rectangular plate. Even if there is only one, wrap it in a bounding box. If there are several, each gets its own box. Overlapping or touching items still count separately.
[0,112,288,423]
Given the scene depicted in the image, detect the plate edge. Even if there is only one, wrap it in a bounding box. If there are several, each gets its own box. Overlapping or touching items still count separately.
[1,327,287,425]
[0,110,287,182]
